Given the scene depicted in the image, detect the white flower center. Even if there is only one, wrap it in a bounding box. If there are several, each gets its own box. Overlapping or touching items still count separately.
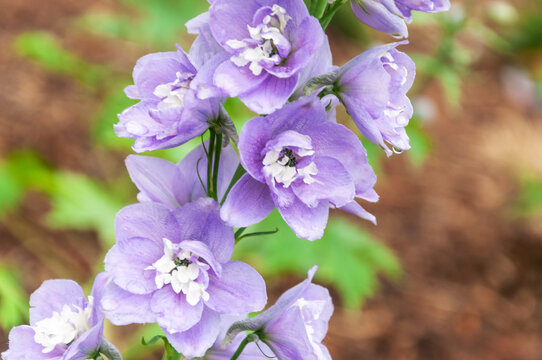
[226,4,291,76]
[33,301,92,353]
[153,71,194,110]
[146,238,210,306]
[263,146,317,188]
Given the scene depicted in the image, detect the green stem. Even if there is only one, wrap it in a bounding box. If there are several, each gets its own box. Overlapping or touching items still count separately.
[212,132,222,201]
[320,0,347,29]
[236,228,279,243]
[207,129,216,198]
[229,336,251,360]
[310,0,328,19]
[234,227,247,240]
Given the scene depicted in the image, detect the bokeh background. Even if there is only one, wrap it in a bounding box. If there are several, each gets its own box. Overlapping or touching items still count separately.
[1,0,542,359]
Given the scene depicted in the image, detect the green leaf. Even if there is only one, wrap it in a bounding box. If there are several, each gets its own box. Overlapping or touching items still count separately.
[406,118,432,168]
[0,164,24,218]
[0,265,28,331]
[234,211,401,308]
[514,179,542,217]
[14,32,108,89]
[45,173,126,246]
[77,0,208,47]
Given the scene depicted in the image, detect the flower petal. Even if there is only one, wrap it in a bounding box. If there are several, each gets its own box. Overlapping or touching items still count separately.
[104,236,163,294]
[291,156,355,208]
[173,198,234,264]
[151,287,204,333]
[29,280,85,326]
[165,309,221,358]
[239,74,299,114]
[220,174,275,228]
[277,197,329,241]
[115,202,181,247]
[100,280,155,325]
[206,261,267,314]
[126,155,186,209]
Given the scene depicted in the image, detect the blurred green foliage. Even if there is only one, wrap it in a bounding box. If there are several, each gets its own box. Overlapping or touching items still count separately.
[77,0,207,46]
[0,266,28,332]
[235,211,401,308]
[14,32,109,89]
[514,179,542,218]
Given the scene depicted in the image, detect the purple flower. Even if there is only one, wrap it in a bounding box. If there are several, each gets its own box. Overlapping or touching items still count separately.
[335,42,416,156]
[101,198,267,357]
[209,0,325,114]
[115,45,232,152]
[1,274,120,360]
[351,0,451,38]
[220,96,377,241]
[225,266,333,360]
[186,315,268,360]
[125,143,239,209]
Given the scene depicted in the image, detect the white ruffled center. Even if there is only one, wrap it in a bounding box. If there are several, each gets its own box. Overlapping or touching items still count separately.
[262,146,317,188]
[226,4,291,76]
[33,300,92,353]
[153,71,194,110]
[146,238,210,306]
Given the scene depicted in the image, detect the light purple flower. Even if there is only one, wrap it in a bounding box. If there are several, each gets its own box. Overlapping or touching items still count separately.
[220,96,377,241]
[209,0,325,114]
[101,198,267,358]
[225,266,333,360]
[186,315,268,360]
[1,274,120,360]
[125,143,239,209]
[351,0,451,38]
[115,45,232,152]
[336,42,416,156]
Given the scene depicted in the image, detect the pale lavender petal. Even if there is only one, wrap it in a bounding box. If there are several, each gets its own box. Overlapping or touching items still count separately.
[339,200,377,225]
[304,122,377,195]
[190,53,229,100]
[89,272,109,326]
[166,309,221,358]
[264,306,315,360]
[291,156,355,208]
[220,174,275,228]
[214,60,267,98]
[104,236,163,294]
[131,50,196,101]
[115,202,181,247]
[351,0,408,38]
[151,287,204,333]
[2,325,61,360]
[277,198,329,241]
[265,17,322,79]
[62,322,103,360]
[180,240,222,276]
[206,261,267,314]
[186,12,225,69]
[292,35,334,99]
[239,74,299,114]
[29,280,85,326]
[173,198,234,264]
[209,0,262,45]
[100,281,155,325]
[264,96,327,135]
[126,155,187,209]
[238,117,271,182]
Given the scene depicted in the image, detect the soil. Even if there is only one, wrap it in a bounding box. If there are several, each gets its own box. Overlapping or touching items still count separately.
[1,0,541,359]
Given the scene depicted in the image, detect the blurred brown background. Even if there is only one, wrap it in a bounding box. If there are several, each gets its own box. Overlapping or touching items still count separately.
[1,0,542,359]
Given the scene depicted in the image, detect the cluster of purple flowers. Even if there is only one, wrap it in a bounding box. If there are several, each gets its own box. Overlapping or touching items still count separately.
[2,0,449,359]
